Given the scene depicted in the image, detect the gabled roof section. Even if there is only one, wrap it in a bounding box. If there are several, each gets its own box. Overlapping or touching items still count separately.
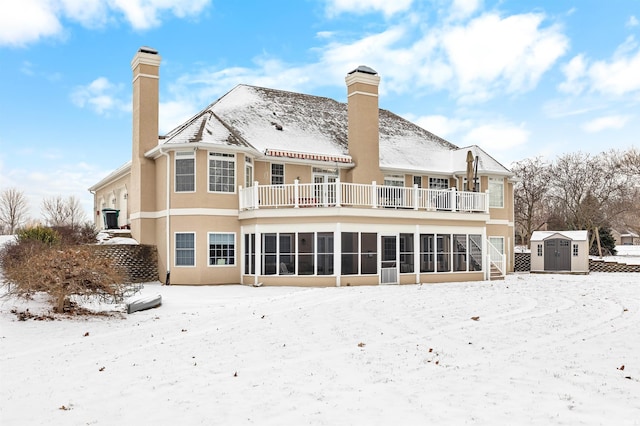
[211,85,349,157]
[158,84,512,175]
[162,109,249,147]
[89,161,131,192]
[531,230,589,242]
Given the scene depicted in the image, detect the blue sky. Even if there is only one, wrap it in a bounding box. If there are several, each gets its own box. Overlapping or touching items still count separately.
[1,0,639,221]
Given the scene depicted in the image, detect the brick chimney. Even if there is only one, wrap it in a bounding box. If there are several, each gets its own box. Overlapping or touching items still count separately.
[345,65,383,184]
[130,46,160,244]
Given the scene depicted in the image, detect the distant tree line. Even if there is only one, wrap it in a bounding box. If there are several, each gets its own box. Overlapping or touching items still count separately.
[512,147,640,254]
[0,190,87,234]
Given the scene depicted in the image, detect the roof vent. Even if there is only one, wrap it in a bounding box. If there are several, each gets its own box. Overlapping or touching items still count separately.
[348,65,378,75]
[138,46,158,55]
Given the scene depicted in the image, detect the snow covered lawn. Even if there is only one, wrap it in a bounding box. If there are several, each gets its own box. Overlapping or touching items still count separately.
[1,273,639,425]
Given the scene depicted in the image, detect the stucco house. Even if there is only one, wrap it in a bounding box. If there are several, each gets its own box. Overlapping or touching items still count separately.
[89,47,515,286]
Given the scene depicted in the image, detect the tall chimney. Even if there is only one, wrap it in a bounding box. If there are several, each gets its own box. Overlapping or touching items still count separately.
[345,65,382,184]
[130,46,161,244]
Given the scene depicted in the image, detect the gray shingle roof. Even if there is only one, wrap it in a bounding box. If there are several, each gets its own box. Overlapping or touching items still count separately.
[160,84,511,175]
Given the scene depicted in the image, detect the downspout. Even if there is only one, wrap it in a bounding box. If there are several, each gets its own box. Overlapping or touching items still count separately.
[89,189,97,229]
[160,147,171,285]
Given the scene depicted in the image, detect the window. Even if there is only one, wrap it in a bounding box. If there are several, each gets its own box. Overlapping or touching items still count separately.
[298,233,314,275]
[420,234,435,272]
[573,243,579,256]
[384,174,404,187]
[400,233,414,273]
[341,232,378,275]
[341,232,359,275]
[317,232,334,275]
[437,234,451,272]
[244,234,255,274]
[429,177,449,190]
[488,177,504,208]
[469,235,483,271]
[175,233,195,266]
[360,233,377,274]
[262,233,277,275]
[175,151,195,192]
[279,233,295,274]
[537,244,543,257]
[271,163,284,185]
[245,157,253,187]
[413,176,422,188]
[209,233,235,266]
[453,234,467,271]
[209,152,235,193]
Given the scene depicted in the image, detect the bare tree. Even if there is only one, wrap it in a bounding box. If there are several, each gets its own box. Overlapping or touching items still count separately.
[620,147,640,176]
[41,196,68,227]
[512,157,552,246]
[65,196,86,228]
[548,151,634,232]
[610,147,640,236]
[41,195,86,227]
[0,188,29,234]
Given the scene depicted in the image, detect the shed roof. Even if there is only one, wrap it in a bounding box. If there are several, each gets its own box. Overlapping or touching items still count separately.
[530,230,589,242]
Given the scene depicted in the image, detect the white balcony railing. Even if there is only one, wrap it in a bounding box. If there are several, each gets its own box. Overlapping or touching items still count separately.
[239,180,489,213]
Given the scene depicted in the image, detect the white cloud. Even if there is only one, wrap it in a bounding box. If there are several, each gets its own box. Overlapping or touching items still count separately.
[314,10,567,102]
[558,54,587,94]
[449,0,483,21]
[70,77,129,115]
[413,114,473,138]
[559,36,640,97]
[582,115,630,133]
[442,13,569,102]
[627,15,639,28]
[154,6,569,127]
[0,0,211,47]
[325,0,413,17]
[589,37,640,96]
[462,121,529,151]
[0,0,63,47]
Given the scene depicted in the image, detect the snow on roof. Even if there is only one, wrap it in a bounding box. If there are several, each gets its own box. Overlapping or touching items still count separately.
[158,84,512,175]
[530,230,589,241]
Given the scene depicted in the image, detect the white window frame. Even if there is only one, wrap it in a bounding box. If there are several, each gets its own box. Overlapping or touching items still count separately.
[429,177,449,190]
[208,232,236,267]
[271,163,284,185]
[245,156,254,187]
[413,175,422,188]
[208,152,236,193]
[488,177,504,208]
[572,243,579,257]
[384,174,405,187]
[175,232,196,267]
[175,151,195,193]
[537,244,543,257]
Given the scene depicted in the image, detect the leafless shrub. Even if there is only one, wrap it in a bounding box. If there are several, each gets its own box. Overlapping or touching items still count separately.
[1,240,128,314]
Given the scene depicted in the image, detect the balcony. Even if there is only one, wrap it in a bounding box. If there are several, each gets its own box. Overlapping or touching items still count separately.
[239,180,488,213]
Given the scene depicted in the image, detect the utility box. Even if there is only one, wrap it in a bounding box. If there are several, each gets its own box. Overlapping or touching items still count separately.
[102,208,120,230]
[530,230,589,274]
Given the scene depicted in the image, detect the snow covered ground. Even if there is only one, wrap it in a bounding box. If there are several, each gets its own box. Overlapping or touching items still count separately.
[1,273,639,425]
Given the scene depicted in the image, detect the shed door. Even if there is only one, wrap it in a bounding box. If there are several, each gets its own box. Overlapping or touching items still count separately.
[544,239,571,271]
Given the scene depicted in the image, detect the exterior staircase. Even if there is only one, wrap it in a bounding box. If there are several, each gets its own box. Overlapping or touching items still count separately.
[490,263,505,280]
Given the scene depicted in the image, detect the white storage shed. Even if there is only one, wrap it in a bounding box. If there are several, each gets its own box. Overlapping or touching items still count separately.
[530,230,589,274]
